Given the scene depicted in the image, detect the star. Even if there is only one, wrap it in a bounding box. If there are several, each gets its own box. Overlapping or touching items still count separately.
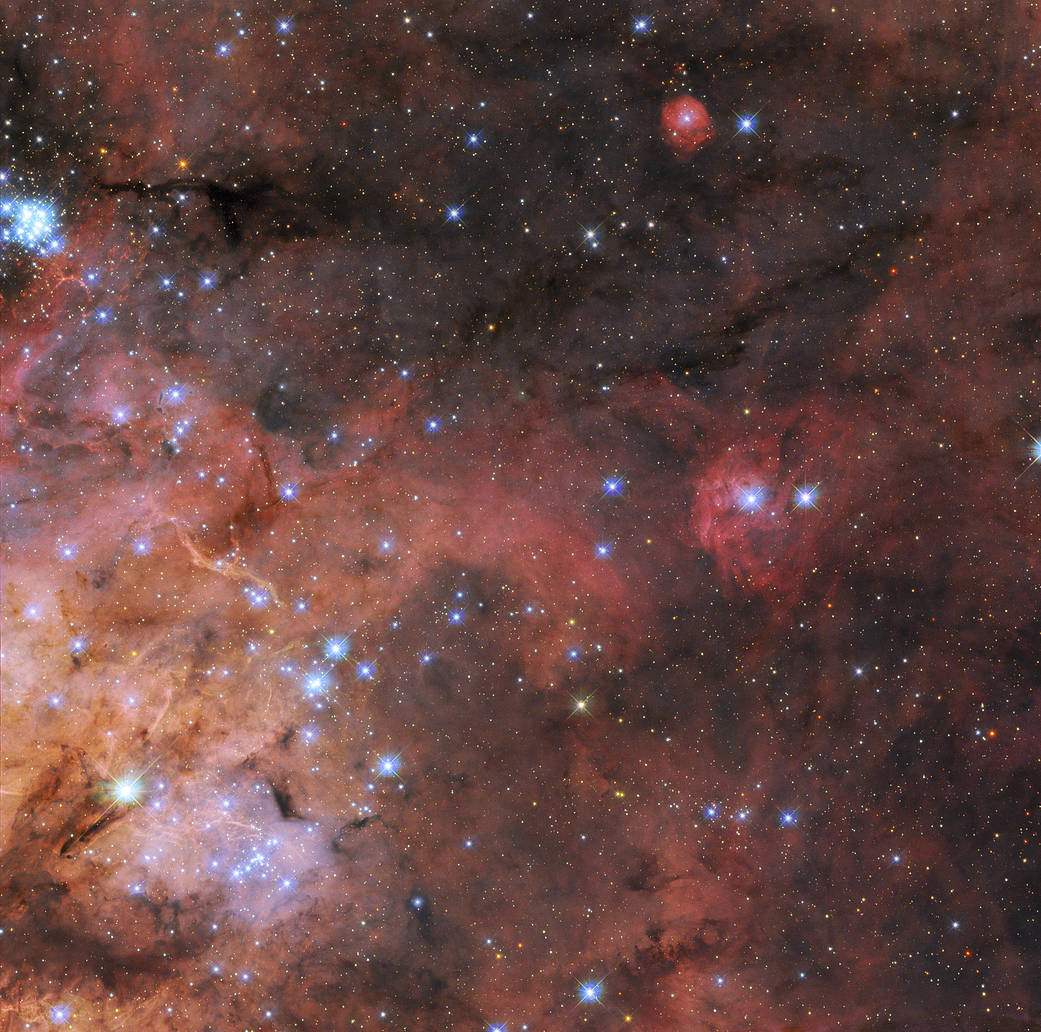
[301,669,330,698]
[109,776,145,805]
[323,636,350,661]
[738,486,765,512]
[794,485,819,508]
[578,979,604,1003]
[378,754,402,777]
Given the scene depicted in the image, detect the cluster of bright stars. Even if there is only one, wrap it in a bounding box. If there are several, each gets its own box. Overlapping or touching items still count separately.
[295,633,379,702]
[0,196,62,255]
[703,803,797,827]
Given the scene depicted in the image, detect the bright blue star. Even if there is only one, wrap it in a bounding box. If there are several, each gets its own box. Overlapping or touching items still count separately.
[794,485,818,508]
[633,16,650,33]
[737,114,757,133]
[594,542,613,558]
[703,803,719,820]
[578,980,603,1003]
[448,609,465,625]
[49,1005,71,1025]
[276,17,293,34]
[199,272,216,289]
[69,636,88,656]
[356,661,375,680]
[426,417,441,434]
[780,809,799,827]
[445,205,463,223]
[323,636,350,661]
[216,42,231,57]
[738,487,764,512]
[279,482,298,501]
[466,131,484,148]
[302,669,330,698]
[378,754,401,777]
[602,476,624,497]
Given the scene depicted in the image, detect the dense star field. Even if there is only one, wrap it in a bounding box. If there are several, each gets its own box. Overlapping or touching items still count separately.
[1,1,1040,1029]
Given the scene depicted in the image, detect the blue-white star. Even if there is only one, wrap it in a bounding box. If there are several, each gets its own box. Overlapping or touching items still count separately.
[378,754,402,777]
[323,636,350,661]
[578,979,604,1003]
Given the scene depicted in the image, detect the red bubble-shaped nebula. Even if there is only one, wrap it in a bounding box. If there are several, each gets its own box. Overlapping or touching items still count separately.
[661,95,714,155]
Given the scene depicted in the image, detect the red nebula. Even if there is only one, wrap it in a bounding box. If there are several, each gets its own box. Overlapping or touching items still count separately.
[661,95,714,155]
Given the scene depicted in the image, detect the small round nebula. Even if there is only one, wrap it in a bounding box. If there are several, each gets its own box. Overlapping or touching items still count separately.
[661,95,714,155]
